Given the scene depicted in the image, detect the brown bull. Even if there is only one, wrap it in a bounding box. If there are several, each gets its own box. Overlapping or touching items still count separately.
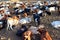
[38,29,52,40]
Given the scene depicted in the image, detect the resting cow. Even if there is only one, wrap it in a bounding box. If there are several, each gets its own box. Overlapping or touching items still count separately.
[16,25,28,36]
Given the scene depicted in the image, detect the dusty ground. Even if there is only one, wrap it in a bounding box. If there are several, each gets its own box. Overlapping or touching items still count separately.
[0,11,60,40]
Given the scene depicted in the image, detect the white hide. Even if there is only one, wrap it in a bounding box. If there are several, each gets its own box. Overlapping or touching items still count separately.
[38,24,45,29]
[0,22,3,24]
[15,4,20,7]
[38,10,43,14]
[56,1,59,4]
[51,21,60,28]
[39,2,44,6]
[29,25,45,34]
[1,5,6,7]
[18,9,24,13]
[6,4,9,7]
[5,11,10,15]
[33,7,37,10]
[29,26,39,34]
[50,1,55,5]
[19,17,31,24]
[19,19,27,24]
[0,8,4,10]
[49,7,55,12]
[37,1,44,6]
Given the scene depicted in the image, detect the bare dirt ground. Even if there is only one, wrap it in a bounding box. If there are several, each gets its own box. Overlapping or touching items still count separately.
[0,11,60,40]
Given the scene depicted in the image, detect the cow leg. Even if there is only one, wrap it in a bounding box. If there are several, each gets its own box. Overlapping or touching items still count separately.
[10,25,13,30]
[37,18,40,25]
[7,23,10,30]
[7,23,13,30]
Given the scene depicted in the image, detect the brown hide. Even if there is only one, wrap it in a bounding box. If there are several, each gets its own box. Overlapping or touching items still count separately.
[23,13,28,17]
[38,29,52,40]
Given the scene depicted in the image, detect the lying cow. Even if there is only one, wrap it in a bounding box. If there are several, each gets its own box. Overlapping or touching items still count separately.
[19,13,32,24]
[16,24,28,36]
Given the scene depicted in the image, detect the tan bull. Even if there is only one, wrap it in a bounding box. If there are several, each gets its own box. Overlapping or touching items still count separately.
[7,16,19,30]
[23,31,32,40]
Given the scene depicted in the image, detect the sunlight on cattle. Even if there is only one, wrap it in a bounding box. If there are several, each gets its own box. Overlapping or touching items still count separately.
[49,7,55,12]
[38,24,45,29]
[0,22,3,28]
[15,4,21,7]
[19,17,31,24]
[51,21,60,29]
[24,31,32,40]
[56,1,60,4]
[7,16,19,30]
[10,16,19,25]
[8,17,19,25]
[37,1,44,6]
[50,2,55,5]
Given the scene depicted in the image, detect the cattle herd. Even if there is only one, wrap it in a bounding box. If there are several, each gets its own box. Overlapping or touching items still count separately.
[0,1,60,40]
